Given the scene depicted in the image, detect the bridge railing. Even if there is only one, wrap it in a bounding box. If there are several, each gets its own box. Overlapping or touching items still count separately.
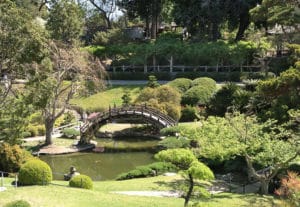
[80,104,177,134]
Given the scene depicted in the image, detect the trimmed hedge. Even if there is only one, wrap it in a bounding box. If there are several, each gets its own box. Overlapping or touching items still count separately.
[4,200,31,207]
[18,159,52,185]
[181,85,215,105]
[69,174,93,190]
[167,78,192,93]
[116,162,176,180]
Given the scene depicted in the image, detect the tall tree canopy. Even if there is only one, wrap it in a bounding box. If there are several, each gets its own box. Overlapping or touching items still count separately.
[46,0,84,44]
[172,0,260,41]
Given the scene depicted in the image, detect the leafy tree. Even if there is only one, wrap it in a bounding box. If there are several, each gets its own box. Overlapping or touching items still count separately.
[121,90,131,105]
[28,41,105,145]
[187,114,299,194]
[0,0,48,106]
[207,83,239,116]
[46,0,84,44]
[250,0,299,32]
[0,95,32,144]
[147,75,160,88]
[155,149,214,207]
[87,0,118,29]
[253,67,300,123]
[172,0,259,41]
[120,0,163,38]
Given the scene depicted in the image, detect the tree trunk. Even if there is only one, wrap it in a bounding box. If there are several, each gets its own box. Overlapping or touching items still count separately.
[151,15,157,39]
[45,118,54,145]
[260,179,270,195]
[145,16,150,38]
[104,14,112,29]
[184,173,194,207]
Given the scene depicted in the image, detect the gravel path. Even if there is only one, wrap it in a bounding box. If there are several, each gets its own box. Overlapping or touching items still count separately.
[111,191,182,198]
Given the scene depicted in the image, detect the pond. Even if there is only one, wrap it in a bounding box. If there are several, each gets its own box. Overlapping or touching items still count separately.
[40,137,159,181]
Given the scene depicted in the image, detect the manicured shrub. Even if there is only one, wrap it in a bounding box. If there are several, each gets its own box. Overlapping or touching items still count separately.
[18,159,52,185]
[192,77,216,91]
[69,174,93,189]
[147,162,177,174]
[160,125,187,136]
[168,78,192,93]
[62,128,80,139]
[0,143,33,172]
[181,85,215,105]
[180,105,200,122]
[4,200,31,207]
[116,162,177,180]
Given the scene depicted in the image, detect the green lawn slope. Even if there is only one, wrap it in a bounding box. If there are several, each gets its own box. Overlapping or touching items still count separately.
[0,175,280,207]
[71,85,143,112]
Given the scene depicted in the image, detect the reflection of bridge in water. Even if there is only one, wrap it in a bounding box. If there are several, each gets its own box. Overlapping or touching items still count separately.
[80,104,177,143]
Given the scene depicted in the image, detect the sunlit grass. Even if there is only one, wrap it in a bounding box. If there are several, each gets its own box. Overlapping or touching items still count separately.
[71,85,143,112]
[0,176,280,207]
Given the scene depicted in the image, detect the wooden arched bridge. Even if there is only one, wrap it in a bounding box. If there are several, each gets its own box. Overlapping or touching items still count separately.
[80,104,177,143]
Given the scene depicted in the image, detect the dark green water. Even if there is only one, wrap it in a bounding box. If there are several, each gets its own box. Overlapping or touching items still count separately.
[40,151,155,181]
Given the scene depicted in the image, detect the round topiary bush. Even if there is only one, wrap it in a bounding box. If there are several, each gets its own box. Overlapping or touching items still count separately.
[181,85,215,105]
[168,78,192,93]
[192,77,216,91]
[18,159,52,185]
[69,174,93,190]
[4,200,31,207]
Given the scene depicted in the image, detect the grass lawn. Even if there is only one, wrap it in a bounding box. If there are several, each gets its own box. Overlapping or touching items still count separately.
[0,176,281,207]
[71,85,143,112]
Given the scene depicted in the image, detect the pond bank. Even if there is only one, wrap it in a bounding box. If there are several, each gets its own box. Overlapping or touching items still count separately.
[35,142,96,155]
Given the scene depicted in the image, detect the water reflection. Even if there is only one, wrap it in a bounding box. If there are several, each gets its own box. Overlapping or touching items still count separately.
[41,152,154,181]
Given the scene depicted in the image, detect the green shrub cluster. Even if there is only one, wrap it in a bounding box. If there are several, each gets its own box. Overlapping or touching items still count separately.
[116,162,176,180]
[167,78,192,93]
[69,174,93,190]
[108,72,172,80]
[135,85,181,120]
[4,200,31,207]
[26,125,45,137]
[62,128,80,139]
[160,125,187,136]
[180,105,200,122]
[192,77,216,90]
[18,159,52,185]
[0,143,33,172]
[181,85,215,105]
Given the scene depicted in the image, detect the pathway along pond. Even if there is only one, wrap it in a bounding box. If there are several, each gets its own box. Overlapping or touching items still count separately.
[40,137,158,181]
